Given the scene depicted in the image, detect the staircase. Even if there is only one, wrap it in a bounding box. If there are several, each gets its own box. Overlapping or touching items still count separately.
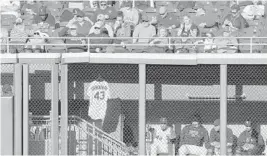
[29,115,129,155]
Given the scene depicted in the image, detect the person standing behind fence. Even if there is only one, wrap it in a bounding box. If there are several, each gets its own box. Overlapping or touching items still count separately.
[179,113,212,156]
[236,120,265,155]
[86,77,110,129]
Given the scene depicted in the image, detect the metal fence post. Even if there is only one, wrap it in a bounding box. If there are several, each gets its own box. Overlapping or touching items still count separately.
[22,64,29,155]
[60,64,68,155]
[139,64,146,155]
[52,64,59,155]
[14,63,22,155]
[220,64,227,155]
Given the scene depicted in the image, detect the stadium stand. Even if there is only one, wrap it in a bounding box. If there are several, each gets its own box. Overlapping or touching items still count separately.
[0,0,267,54]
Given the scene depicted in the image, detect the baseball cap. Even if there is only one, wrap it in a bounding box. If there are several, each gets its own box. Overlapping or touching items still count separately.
[141,14,149,22]
[213,119,220,126]
[231,4,240,11]
[244,121,252,127]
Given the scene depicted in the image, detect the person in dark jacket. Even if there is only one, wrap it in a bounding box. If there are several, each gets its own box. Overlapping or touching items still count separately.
[88,21,113,53]
[236,120,265,155]
[179,113,212,156]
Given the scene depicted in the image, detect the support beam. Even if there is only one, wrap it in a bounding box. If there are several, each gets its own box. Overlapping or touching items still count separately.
[22,64,29,155]
[60,64,68,155]
[139,64,146,155]
[14,63,22,155]
[51,64,59,155]
[220,65,227,155]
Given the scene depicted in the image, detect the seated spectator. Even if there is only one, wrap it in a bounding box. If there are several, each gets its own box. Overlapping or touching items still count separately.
[88,21,112,53]
[154,6,180,33]
[222,5,249,33]
[148,27,172,53]
[10,18,35,53]
[1,0,20,18]
[67,9,93,36]
[214,30,238,53]
[179,113,212,156]
[236,120,265,155]
[59,24,87,53]
[177,15,199,38]
[25,31,49,53]
[89,14,114,37]
[242,0,265,21]
[210,119,234,155]
[93,0,117,23]
[21,0,41,21]
[129,14,156,53]
[120,1,140,26]
[33,5,56,29]
[174,33,195,53]
[191,4,219,35]
[1,28,8,53]
[135,0,150,12]
[195,32,216,53]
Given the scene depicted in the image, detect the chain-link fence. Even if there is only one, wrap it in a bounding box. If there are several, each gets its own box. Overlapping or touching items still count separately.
[28,64,52,155]
[227,65,267,155]
[67,64,139,155]
[146,65,221,155]
[1,64,14,97]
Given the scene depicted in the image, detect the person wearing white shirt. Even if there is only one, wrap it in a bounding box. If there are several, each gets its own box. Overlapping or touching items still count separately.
[242,0,265,20]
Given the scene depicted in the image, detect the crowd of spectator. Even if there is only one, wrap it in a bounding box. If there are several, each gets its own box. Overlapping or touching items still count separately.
[1,0,267,53]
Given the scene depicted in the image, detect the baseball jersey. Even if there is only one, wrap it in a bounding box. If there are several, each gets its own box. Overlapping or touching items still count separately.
[87,80,110,120]
[155,127,171,144]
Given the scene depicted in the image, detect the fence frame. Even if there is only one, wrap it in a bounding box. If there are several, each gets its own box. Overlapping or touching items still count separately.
[2,53,267,155]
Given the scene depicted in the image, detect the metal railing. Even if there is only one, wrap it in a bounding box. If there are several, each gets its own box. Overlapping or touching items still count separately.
[1,36,267,54]
[28,114,128,155]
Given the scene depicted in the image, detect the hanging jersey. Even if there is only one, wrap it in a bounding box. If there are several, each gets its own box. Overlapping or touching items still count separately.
[87,80,110,120]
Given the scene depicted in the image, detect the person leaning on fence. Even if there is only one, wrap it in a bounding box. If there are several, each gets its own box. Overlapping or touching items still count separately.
[210,119,234,156]
[179,114,212,156]
[236,120,265,155]
[150,117,176,156]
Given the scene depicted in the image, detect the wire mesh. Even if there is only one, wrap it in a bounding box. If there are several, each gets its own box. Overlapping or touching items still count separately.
[146,65,221,155]
[28,64,52,155]
[67,63,139,155]
[227,65,267,155]
[1,64,14,97]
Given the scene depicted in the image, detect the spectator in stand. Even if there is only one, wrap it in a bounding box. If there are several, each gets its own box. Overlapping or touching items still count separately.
[130,14,156,53]
[21,0,41,22]
[210,119,234,155]
[179,113,212,156]
[148,27,172,53]
[178,15,199,38]
[25,30,49,53]
[10,18,35,53]
[214,30,238,53]
[33,5,56,29]
[191,3,219,35]
[222,5,249,33]
[1,28,9,53]
[242,0,265,21]
[89,14,114,37]
[236,120,265,155]
[176,1,196,12]
[174,32,195,53]
[120,1,140,26]
[194,32,216,53]
[0,0,20,18]
[59,24,87,53]
[67,9,93,36]
[88,21,113,53]
[154,1,179,13]
[93,0,117,23]
[154,6,180,34]
[135,0,150,12]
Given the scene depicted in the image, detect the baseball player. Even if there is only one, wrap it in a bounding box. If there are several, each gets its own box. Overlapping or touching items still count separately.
[87,79,110,128]
[150,117,176,156]
[210,119,234,156]
[236,120,265,155]
[179,114,212,156]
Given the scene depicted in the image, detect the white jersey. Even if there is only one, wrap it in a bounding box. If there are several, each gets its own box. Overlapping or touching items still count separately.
[155,127,171,144]
[87,80,110,120]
